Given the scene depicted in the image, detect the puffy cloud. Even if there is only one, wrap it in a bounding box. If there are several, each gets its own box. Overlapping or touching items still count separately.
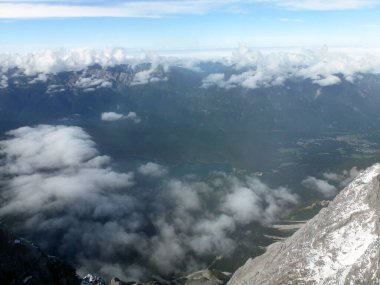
[323,166,361,187]
[190,214,236,255]
[101,112,126,121]
[0,125,101,175]
[224,186,263,222]
[2,47,380,91]
[0,125,135,215]
[138,162,168,177]
[0,49,170,90]
[0,48,168,77]
[131,66,167,85]
[0,125,299,280]
[222,175,299,224]
[202,46,380,89]
[46,84,66,94]
[28,73,48,84]
[144,174,298,273]
[202,73,226,88]
[75,76,112,91]
[302,167,362,198]
[101,111,141,123]
[166,180,202,212]
[0,74,8,88]
[0,125,137,279]
[313,74,341,86]
[124,112,142,123]
[302,176,337,198]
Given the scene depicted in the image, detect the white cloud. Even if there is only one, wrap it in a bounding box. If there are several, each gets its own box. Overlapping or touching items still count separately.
[75,76,112,90]
[0,74,7,88]
[0,125,101,175]
[0,49,169,88]
[202,46,380,89]
[131,61,168,85]
[101,111,141,123]
[323,167,361,187]
[0,48,167,76]
[138,162,168,177]
[28,73,48,84]
[0,125,141,280]
[202,73,226,88]
[190,214,236,254]
[0,125,299,280]
[146,174,298,273]
[0,125,134,215]
[132,68,163,85]
[166,180,202,212]
[302,167,362,199]
[302,176,337,198]
[223,175,299,224]
[125,112,141,123]
[101,112,125,121]
[223,186,262,222]
[2,47,380,91]
[313,74,341,86]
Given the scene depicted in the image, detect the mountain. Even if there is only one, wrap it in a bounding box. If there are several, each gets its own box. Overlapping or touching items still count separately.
[0,224,231,285]
[2,58,380,282]
[228,163,380,285]
[2,63,380,134]
[0,226,80,285]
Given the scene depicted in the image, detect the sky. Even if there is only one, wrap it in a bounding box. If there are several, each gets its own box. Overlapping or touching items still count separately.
[1,0,380,53]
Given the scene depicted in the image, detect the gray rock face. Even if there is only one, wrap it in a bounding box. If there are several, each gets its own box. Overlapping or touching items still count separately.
[228,163,380,285]
[81,274,106,285]
[185,269,230,285]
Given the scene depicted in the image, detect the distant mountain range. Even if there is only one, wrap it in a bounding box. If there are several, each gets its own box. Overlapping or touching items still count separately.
[1,62,380,135]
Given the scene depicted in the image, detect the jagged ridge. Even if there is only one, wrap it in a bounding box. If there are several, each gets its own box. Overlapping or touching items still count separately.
[228,163,380,285]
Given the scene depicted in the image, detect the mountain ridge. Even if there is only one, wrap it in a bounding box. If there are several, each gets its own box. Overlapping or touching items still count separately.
[227,163,380,285]
[0,225,80,285]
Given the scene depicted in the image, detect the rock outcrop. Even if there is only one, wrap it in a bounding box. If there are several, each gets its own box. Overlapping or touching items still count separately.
[228,163,380,285]
[184,269,230,285]
[81,274,107,285]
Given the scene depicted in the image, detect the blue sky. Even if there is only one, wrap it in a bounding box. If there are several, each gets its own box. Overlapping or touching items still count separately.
[1,0,380,52]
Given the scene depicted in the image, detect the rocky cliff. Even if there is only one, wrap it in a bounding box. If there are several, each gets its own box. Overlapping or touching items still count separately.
[228,163,380,285]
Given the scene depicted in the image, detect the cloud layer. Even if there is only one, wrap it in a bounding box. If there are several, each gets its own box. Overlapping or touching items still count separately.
[202,46,380,89]
[2,47,380,90]
[0,48,169,76]
[0,125,299,281]
[0,125,135,215]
